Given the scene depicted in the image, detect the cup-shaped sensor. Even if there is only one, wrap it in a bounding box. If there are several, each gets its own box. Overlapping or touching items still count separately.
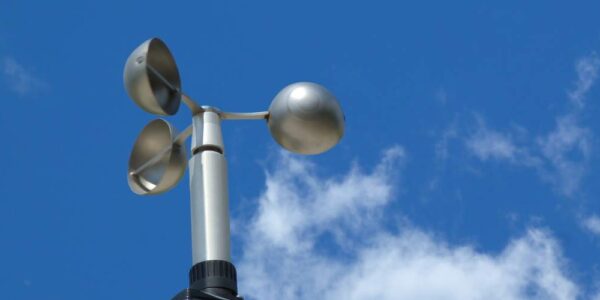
[124,38,181,116]
[128,119,187,195]
[268,82,345,155]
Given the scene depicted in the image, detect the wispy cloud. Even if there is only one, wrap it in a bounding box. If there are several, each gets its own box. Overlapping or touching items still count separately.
[466,121,518,162]
[537,115,592,197]
[236,149,580,300]
[465,117,540,169]
[245,146,405,252]
[581,215,600,236]
[568,53,600,108]
[464,53,597,198]
[534,53,598,196]
[2,57,48,96]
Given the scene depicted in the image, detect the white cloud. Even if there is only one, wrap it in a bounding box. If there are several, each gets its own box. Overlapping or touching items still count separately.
[532,52,596,197]
[466,123,518,162]
[327,229,577,300]
[465,118,540,168]
[464,53,597,197]
[2,57,47,96]
[236,149,581,300]
[568,53,600,108]
[248,146,405,253]
[466,115,590,197]
[537,115,592,197]
[581,215,600,236]
[534,52,598,196]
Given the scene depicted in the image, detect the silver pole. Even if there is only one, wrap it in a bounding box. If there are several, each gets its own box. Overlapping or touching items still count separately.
[189,110,232,264]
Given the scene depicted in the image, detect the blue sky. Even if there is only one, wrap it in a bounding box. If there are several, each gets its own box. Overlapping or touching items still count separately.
[2,1,600,299]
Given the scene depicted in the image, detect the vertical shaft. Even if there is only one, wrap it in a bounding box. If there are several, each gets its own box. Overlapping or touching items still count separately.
[189,111,231,264]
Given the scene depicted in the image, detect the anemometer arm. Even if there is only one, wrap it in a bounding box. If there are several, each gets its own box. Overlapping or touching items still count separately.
[220,111,268,120]
[149,60,268,121]
[182,94,203,115]
[182,93,269,121]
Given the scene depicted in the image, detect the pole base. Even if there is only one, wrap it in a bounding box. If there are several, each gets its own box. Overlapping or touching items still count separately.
[171,260,241,300]
[189,260,238,293]
[171,288,243,300]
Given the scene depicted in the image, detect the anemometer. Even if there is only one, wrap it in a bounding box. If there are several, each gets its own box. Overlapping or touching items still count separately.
[124,38,345,300]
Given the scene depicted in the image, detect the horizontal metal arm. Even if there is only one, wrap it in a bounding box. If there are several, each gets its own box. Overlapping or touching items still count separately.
[181,94,203,115]
[220,111,269,120]
[146,63,267,120]
[174,124,194,144]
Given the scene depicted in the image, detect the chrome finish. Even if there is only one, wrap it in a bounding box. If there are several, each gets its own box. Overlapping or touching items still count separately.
[196,110,224,151]
[189,112,231,263]
[182,93,203,115]
[128,119,187,195]
[129,124,192,176]
[124,38,181,116]
[220,111,269,120]
[268,82,345,154]
[174,124,193,144]
[123,37,347,296]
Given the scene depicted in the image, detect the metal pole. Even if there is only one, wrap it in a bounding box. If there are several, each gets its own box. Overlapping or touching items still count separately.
[183,109,239,300]
[189,110,231,263]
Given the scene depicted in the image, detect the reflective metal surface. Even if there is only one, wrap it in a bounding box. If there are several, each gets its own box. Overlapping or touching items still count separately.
[182,93,203,115]
[122,36,349,299]
[190,112,231,263]
[220,111,268,120]
[124,38,182,115]
[128,119,187,195]
[268,82,345,154]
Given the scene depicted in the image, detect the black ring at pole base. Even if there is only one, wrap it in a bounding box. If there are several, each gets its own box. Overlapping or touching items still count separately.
[171,288,244,300]
[189,260,238,293]
[170,260,241,300]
